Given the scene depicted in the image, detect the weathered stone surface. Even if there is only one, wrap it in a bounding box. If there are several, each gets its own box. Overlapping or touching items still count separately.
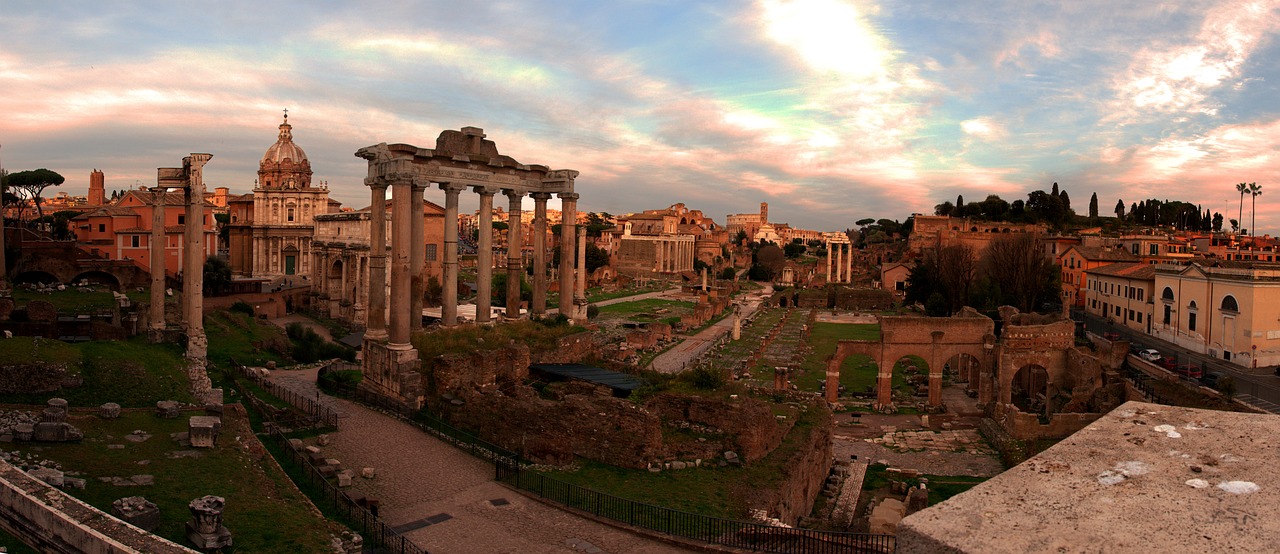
[13,424,33,441]
[188,416,221,448]
[288,438,304,451]
[337,471,353,487]
[26,300,57,322]
[361,467,375,479]
[186,495,232,550]
[29,467,64,487]
[0,298,14,320]
[113,496,160,532]
[155,401,180,419]
[317,434,330,446]
[33,421,82,442]
[869,498,906,534]
[100,402,121,419]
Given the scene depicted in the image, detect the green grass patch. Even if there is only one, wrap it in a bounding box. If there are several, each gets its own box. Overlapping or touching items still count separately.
[412,319,586,368]
[10,287,155,314]
[595,298,695,321]
[0,336,81,368]
[792,322,880,393]
[204,311,292,369]
[543,402,818,521]
[585,284,669,303]
[0,337,193,407]
[1,411,333,553]
[862,463,986,505]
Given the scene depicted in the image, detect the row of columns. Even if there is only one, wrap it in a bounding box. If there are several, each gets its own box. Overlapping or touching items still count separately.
[655,238,695,273]
[365,179,581,346]
[252,236,310,276]
[826,241,854,284]
[147,153,211,362]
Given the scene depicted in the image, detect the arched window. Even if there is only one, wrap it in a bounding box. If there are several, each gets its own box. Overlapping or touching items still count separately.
[1188,301,1198,332]
[1221,295,1239,313]
[1162,287,1174,301]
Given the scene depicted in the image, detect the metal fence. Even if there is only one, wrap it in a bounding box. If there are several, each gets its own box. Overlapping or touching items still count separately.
[267,427,428,554]
[495,460,895,554]
[229,360,340,428]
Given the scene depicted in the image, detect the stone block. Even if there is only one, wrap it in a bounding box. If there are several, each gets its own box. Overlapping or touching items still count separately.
[361,467,375,479]
[100,403,121,419]
[33,421,82,442]
[186,496,232,550]
[46,398,68,411]
[63,477,86,490]
[156,401,180,418]
[188,416,221,448]
[113,496,160,532]
[337,471,353,487]
[29,467,63,487]
[671,461,687,470]
[40,407,66,424]
[317,434,330,446]
[324,459,342,471]
[869,498,906,535]
[288,439,304,451]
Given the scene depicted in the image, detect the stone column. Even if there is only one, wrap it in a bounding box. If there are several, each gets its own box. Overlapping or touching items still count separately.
[846,244,853,285]
[475,188,495,324]
[441,183,463,327]
[505,190,524,318]
[530,192,550,315]
[410,183,426,332]
[558,193,578,316]
[576,228,587,301]
[388,177,414,348]
[365,180,388,340]
[654,239,663,273]
[184,154,211,360]
[836,243,845,283]
[150,188,166,341]
[826,241,832,283]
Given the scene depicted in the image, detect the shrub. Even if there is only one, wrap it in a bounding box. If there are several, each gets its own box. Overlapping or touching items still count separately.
[318,368,363,393]
[586,304,600,320]
[534,313,570,327]
[286,323,356,363]
[230,301,254,315]
[686,365,726,390]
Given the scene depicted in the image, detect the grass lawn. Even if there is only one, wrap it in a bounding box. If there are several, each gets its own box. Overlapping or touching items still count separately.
[0,337,194,408]
[10,287,155,314]
[861,463,987,505]
[595,298,695,321]
[585,283,668,303]
[793,323,880,393]
[544,403,818,522]
[1,409,334,552]
[204,311,292,369]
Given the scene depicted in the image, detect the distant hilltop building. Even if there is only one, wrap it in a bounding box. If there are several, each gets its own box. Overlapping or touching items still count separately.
[227,113,340,278]
[909,214,1046,255]
[726,202,768,239]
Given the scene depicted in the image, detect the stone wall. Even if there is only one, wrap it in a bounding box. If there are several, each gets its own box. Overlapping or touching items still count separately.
[833,288,895,310]
[0,363,79,394]
[646,394,790,462]
[443,386,663,468]
[996,403,1098,441]
[433,344,531,395]
[531,332,595,364]
[745,408,833,525]
[0,459,197,554]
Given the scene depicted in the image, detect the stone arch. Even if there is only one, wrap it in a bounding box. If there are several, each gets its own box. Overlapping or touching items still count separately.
[1162,286,1174,301]
[1220,294,1239,313]
[71,270,121,290]
[945,352,980,386]
[1010,364,1049,416]
[13,271,58,285]
[778,295,788,308]
[891,354,930,402]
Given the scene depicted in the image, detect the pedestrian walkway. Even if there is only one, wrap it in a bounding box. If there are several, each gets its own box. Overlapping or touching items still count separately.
[266,366,687,553]
[649,285,772,374]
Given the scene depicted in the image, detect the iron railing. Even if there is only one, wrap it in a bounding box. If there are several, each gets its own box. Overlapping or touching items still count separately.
[495,460,896,554]
[228,359,340,428]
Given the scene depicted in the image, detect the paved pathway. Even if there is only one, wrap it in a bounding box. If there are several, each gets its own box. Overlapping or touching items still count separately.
[649,285,773,374]
[266,367,688,554]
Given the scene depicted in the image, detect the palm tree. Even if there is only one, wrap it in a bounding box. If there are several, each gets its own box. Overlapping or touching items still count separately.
[1236,182,1249,234]
[1249,182,1262,237]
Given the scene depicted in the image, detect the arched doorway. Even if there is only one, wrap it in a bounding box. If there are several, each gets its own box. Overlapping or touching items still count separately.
[283,245,300,275]
[71,270,121,290]
[945,352,980,387]
[13,271,58,286]
[1010,364,1049,416]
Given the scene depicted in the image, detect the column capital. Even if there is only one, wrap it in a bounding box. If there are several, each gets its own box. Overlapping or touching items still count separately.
[558,192,580,201]
[366,177,389,190]
[439,182,465,194]
[472,185,497,196]
[502,189,526,200]
[530,192,553,201]
[385,172,416,185]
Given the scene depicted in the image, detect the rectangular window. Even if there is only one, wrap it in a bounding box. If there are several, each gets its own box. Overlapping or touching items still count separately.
[131,236,139,248]
[178,215,185,225]
[1163,305,1171,325]
[425,243,438,262]
[98,224,105,232]
[1189,312,1197,332]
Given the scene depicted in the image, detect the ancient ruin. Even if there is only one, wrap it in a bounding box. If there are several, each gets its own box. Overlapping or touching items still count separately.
[354,128,581,408]
[185,496,232,550]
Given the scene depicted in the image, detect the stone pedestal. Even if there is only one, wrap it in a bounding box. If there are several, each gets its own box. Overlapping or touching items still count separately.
[113,496,160,532]
[188,416,221,448]
[100,403,121,419]
[13,424,32,441]
[33,422,82,442]
[156,401,180,418]
[360,341,423,410]
[186,496,233,550]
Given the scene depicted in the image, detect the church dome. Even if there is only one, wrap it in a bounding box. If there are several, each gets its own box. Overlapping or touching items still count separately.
[258,112,313,190]
[261,114,308,165]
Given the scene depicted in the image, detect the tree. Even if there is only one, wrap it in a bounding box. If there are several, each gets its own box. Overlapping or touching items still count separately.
[855,218,876,227]
[1115,198,1125,219]
[1236,182,1250,235]
[550,242,610,273]
[751,244,785,281]
[936,244,976,313]
[1249,183,1262,236]
[981,234,1058,312]
[934,201,955,216]
[1213,212,1224,233]
[783,241,806,258]
[7,169,65,224]
[1089,193,1099,220]
[203,257,232,296]
[733,229,748,246]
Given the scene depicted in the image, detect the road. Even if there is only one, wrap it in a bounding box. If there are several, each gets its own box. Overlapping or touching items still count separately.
[648,284,772,374]
[1079,311,1280,413]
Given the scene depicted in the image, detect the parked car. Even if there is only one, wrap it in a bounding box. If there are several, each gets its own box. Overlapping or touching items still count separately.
[1138,349,1162,362]
[1158,357,1178,371]
[1129,342,1146,355]
[1201,372,1224,388]
[1104,332,1122,341]
[1175,364,1203,379]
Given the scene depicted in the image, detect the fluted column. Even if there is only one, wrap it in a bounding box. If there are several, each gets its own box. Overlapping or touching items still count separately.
[441,183,463,327]
[410,182,426,332]
[845,244,853,284]
[365,180,389,340]
[558,193,578,315]
[150,188,166,340]
[576,228,587,302]
[835,243,844,283]
[475,188,495,324]
[531,192,550,315]
[825,241,832,283]
[183,153,211,360]
[505,190,524,318]
[389,176,413,347]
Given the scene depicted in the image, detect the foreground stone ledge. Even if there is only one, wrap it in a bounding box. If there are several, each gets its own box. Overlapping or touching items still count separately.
[897,401,1280,553]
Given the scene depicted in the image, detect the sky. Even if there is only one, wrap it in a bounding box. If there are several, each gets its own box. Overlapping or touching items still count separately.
[3,0,1279,233]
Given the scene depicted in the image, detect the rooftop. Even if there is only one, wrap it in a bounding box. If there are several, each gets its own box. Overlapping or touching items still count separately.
[897,401,1279,553]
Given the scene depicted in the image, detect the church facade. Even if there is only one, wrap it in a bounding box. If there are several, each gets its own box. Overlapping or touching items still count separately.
[227,114,339,278]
